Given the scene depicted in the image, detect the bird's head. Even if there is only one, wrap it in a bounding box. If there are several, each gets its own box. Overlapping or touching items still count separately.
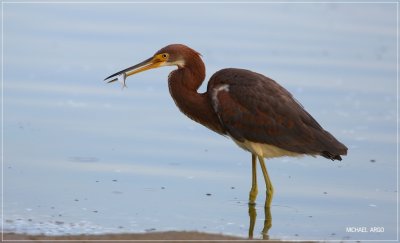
[104,44,201,85]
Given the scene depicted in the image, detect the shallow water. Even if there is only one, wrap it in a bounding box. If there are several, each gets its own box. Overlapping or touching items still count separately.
[2,2,397,241]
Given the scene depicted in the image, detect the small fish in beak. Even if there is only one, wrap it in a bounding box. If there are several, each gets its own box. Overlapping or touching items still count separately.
[105,55,166,89]
[117,73,127,89]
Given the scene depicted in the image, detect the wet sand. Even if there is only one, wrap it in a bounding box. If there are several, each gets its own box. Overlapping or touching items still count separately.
[3,231,299,242]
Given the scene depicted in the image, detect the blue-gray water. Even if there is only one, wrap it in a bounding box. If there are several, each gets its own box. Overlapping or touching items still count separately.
[2,2,397,241]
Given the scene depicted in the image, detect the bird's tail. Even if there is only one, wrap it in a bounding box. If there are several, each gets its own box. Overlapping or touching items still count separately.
[321,151,343,161]
[317,129,347,161]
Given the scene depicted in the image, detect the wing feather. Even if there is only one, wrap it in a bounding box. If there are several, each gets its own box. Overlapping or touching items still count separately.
[207,68,347,158]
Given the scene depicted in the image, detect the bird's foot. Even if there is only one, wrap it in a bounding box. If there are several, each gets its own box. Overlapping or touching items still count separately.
[248,201,256,206]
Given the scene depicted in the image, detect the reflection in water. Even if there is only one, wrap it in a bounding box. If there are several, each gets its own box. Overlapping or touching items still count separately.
[248,201,272,240]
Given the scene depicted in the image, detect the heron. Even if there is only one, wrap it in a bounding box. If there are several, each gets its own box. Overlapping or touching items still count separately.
[105,44,348,208]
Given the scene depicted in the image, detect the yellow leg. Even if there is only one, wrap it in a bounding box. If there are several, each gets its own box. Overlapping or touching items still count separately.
[249,154,258,205]
[258,156,274,207]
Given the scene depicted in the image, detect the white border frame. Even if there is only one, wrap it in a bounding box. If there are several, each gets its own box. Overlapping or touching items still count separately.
[1,1,398,242]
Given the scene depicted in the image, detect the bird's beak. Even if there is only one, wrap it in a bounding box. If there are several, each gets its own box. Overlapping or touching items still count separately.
[104,55,165,83]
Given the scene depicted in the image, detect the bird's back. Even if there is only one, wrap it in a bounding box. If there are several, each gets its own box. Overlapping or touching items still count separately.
[207,68,347,160]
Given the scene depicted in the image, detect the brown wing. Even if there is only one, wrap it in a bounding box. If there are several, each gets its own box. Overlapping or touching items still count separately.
[207,68,347,160]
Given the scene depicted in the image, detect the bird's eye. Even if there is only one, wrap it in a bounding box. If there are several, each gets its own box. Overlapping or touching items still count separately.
[162,54,168,59]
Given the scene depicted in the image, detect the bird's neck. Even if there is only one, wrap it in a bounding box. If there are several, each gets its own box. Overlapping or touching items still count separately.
[168,63,225,135]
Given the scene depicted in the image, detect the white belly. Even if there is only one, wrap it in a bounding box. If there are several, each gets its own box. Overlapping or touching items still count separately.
[232,138,304,159]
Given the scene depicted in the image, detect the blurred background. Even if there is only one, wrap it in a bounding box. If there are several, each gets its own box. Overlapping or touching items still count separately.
[2,1,397,240]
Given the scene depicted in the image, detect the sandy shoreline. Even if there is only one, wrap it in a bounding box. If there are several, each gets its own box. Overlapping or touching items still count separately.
[2,231,300,242]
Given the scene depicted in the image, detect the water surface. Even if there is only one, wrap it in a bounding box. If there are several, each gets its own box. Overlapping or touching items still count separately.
[3,2,397,241]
